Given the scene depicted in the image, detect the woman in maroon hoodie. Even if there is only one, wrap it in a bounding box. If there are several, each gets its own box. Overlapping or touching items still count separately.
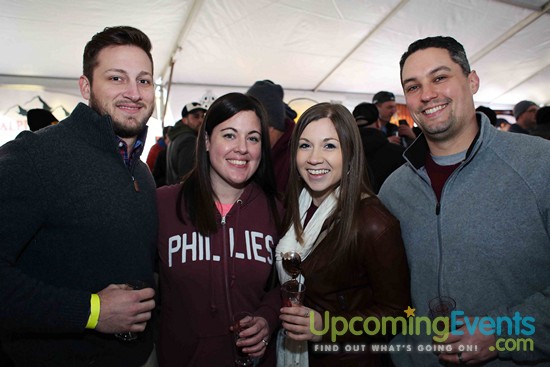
[157,93,281,366]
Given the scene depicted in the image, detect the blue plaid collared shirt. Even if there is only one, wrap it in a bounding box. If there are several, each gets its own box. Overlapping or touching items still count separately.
[115,131,146,169]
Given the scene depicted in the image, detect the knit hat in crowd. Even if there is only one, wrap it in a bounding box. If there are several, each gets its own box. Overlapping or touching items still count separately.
[372,91,395,105]
[246,80,285,131]
[181,102,206,118]
[27,108,59,132]
[513,100,537,120]
[352,102,379,126]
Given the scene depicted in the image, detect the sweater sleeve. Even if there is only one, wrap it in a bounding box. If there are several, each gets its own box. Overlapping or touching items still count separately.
[253,285,281,339]
[0,135,90,333]
[485,160,550,362]
[486,289,550,362]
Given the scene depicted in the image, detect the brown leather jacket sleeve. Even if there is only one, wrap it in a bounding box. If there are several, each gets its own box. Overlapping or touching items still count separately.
[357,196,411,320]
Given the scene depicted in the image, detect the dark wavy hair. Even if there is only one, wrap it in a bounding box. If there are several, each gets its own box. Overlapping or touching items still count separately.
[178,92,279,235]
[83,26,153,84]
[282,103,372,263]
[399,36,471,82]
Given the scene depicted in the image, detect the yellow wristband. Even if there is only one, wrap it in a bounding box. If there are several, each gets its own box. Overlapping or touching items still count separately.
[85,294,100,329]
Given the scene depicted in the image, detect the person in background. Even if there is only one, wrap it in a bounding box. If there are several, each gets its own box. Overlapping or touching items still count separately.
[353,101,405,193]
[379,35,550,366]
[26,108,59,132]
[476,105,497,127]
[246,80,295,196]
[509,100,538,134]
[146,125,172,172]
[532,106,550,140]
[373,90,416,146]
[277,102,410,366]
[0,26,158,366]
[151,126,172,188]
[156,92,282,366]
[496,117,511,131]
[165,102,207,184]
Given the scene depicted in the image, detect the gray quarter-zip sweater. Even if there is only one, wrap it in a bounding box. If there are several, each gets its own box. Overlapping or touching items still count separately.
[379,113,550,366]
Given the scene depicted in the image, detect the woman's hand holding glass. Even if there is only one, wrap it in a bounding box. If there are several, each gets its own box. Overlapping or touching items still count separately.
[280,306,323,342]
[231,314,271,358]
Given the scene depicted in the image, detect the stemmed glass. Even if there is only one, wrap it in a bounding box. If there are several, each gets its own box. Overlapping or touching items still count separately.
[281,251,302,281]
[280,280,306,307]
[428,295,456,362]
[280,251,307,366]
[429,296,456,323]
[232,311,254,367]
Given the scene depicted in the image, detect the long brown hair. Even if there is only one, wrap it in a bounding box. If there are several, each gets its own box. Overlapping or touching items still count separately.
[282,103,372,262]
[177,92,279,235]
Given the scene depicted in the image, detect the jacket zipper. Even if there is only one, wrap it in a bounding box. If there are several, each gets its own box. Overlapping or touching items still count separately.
[129,156,140,192]
[221,214,233,327]
[220,197,244,326]
[435,163,466,297]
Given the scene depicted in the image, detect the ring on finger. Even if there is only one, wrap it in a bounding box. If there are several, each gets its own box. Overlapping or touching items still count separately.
[261,338,268,347]
[303,309,310,318]
[457,352,464,364]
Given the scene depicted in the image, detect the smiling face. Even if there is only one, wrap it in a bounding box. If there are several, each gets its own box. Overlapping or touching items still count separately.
[296,117,343,206]
[401,47,479,146]
[79,45,154,138]
[206,110,262,193]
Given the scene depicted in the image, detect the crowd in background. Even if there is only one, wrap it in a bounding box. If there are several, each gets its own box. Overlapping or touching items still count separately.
[1,25,550,367]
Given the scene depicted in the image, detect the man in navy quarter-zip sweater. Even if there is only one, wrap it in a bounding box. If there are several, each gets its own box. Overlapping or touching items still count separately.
[0,26,158,367]
[379,36,550,366]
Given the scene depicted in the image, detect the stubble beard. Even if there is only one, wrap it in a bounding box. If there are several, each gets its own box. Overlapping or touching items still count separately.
[89,92,152,138]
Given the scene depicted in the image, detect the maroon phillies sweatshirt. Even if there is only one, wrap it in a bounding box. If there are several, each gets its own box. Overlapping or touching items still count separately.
[157,183,280,366]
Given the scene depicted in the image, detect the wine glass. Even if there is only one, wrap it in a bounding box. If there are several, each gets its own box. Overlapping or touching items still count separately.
[281,251,302,280]
[280,279,306,307]
[232,311,254,367]
[429,296,456,320]
[428,295,456,349]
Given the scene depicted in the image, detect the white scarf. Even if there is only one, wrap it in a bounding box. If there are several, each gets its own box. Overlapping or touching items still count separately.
[275,188,339,367]
[275,187,339,283]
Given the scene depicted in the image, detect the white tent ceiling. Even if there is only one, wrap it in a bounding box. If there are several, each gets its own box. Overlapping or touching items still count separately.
[1,0,549,117]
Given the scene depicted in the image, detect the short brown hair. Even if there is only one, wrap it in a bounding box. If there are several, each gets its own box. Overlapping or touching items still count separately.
[83,26,153,84]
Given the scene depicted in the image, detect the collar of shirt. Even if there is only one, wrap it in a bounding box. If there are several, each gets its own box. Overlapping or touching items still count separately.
[115,130,146,169]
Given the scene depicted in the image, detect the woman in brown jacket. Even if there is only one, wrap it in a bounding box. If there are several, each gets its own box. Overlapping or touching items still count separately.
[276,103,410,366]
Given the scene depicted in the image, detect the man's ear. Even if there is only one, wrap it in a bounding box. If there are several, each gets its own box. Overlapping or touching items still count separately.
[79,76,91,100]
[469,70,480,95]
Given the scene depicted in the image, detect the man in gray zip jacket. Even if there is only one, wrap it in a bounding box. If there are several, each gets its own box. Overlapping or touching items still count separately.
[379,36,550,366]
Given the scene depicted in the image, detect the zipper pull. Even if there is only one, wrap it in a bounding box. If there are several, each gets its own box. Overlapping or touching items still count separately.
[221,215,226,225]
[435,202,440,215]
[133,176,140,192]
